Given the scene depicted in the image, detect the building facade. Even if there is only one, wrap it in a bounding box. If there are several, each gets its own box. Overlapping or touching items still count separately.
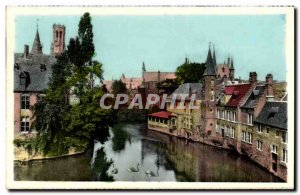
[147,44,288,181]
[14,24,65,137]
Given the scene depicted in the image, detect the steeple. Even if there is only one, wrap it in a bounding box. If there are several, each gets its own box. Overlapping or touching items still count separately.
[203,43,216,76]
[31,21,43,55]
[213,45,217,68]
[227,55,231,65]
[142,62,146,72]
[230,57,234,69]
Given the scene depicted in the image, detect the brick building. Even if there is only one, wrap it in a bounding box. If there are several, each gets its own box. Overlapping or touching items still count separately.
[14,24,65,137]
[147,44,288,181]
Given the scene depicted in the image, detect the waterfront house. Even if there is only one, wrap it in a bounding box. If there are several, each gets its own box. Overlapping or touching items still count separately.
[147,83,202,140]
[14,24,65,137]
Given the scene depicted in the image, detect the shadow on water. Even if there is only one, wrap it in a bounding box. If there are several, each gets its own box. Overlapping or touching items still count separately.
[91,147,114,181]
[110,124,131,152]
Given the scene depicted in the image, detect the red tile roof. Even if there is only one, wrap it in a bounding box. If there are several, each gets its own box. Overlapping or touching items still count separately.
[225,84,252,107]
[147,111,173,119]
[224,86,236,95]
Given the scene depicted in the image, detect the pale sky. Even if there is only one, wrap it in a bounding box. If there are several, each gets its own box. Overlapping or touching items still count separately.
[15,14,286,81]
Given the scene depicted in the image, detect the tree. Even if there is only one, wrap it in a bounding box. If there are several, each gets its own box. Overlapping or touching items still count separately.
[31,12,115,156]
[175,61,206,84]
[111,80,127,95]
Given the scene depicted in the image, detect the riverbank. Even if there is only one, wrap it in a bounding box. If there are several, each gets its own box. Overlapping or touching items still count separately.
[147,127,286,182]
[14,145,86,163]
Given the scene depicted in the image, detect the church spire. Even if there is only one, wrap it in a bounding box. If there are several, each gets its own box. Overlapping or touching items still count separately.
[31,19,43,55]
[230,57,234,69]
[142,62,146,72]
[203,42,216,76]
[213,45,217,68]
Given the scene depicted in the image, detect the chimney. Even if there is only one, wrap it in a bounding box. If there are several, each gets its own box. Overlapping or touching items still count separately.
[24,45,29,58]
[266,73,275,101]
[158,70,160,83]
[249,72,257,86]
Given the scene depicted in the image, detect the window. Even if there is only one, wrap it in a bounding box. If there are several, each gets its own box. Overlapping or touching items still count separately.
[257,124,263,132]
[21,117,30,132]
[282,149,288,163]
[216,123,220,133]
[271,144,278,154]
[229,127,235,138]
[266,127,270,133]
[21,94,30,109]
[242,131,252,143]
[276,130,279,137]
[233,112,236,122]
[247,113,253,124]
[225,126,230,137]
[242,131,246,141]
[282,132,287,143]
[257,140,263,151]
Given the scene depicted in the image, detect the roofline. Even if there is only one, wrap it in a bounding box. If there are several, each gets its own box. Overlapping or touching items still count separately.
[253,121,287,131]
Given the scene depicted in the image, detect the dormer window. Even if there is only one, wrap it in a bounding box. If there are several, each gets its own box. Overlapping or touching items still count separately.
[14,63,19,70]
[19,71,30,87]
[40,64,46,72]
[268,107,279,119]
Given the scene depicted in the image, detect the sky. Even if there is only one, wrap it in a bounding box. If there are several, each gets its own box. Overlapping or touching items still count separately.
[14,14,286,81]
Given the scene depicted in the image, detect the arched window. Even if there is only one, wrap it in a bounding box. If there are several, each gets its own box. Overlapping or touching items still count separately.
[60,31,62,38]
[56,31,58,38]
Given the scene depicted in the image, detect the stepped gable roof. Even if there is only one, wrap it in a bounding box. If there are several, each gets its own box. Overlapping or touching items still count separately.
[168,83,203,101]
[143,71,176,82]
[225,83,252,107]
[242,85,265,109]
[147,111,173,119]
[254,101,287,130]
[14,53,56,92]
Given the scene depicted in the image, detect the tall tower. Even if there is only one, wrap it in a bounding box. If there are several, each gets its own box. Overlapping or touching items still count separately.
[51,24,65,56]
[229,57,235,81]
[201,43,217,137]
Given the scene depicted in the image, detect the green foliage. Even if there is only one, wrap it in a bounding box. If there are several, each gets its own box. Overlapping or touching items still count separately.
[111,80,127,95]
[175,62,206,84]
[31,12,115,157]
[14,138,37,155]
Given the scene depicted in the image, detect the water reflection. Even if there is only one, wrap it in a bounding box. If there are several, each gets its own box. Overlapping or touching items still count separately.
[111,124,131,152]
[14,123,282,182]
[91,147,114,181]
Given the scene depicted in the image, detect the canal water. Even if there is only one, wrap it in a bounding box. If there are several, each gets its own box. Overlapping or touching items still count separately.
[14,123,282,182]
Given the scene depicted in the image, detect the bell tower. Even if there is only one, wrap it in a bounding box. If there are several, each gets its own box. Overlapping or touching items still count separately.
[51,24,65,56]
[201,43,217,137]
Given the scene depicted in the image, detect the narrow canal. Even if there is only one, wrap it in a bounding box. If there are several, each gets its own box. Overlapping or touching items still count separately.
[14,123,283,182]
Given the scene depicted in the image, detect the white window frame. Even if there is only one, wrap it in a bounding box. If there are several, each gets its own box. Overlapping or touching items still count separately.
[282,148,288,163]
[21,116,30,133]
[271,144,278,154]
[247,113,253,125]
[21,94,30,109]
[257,140,263,151]
[257,124,263,133]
